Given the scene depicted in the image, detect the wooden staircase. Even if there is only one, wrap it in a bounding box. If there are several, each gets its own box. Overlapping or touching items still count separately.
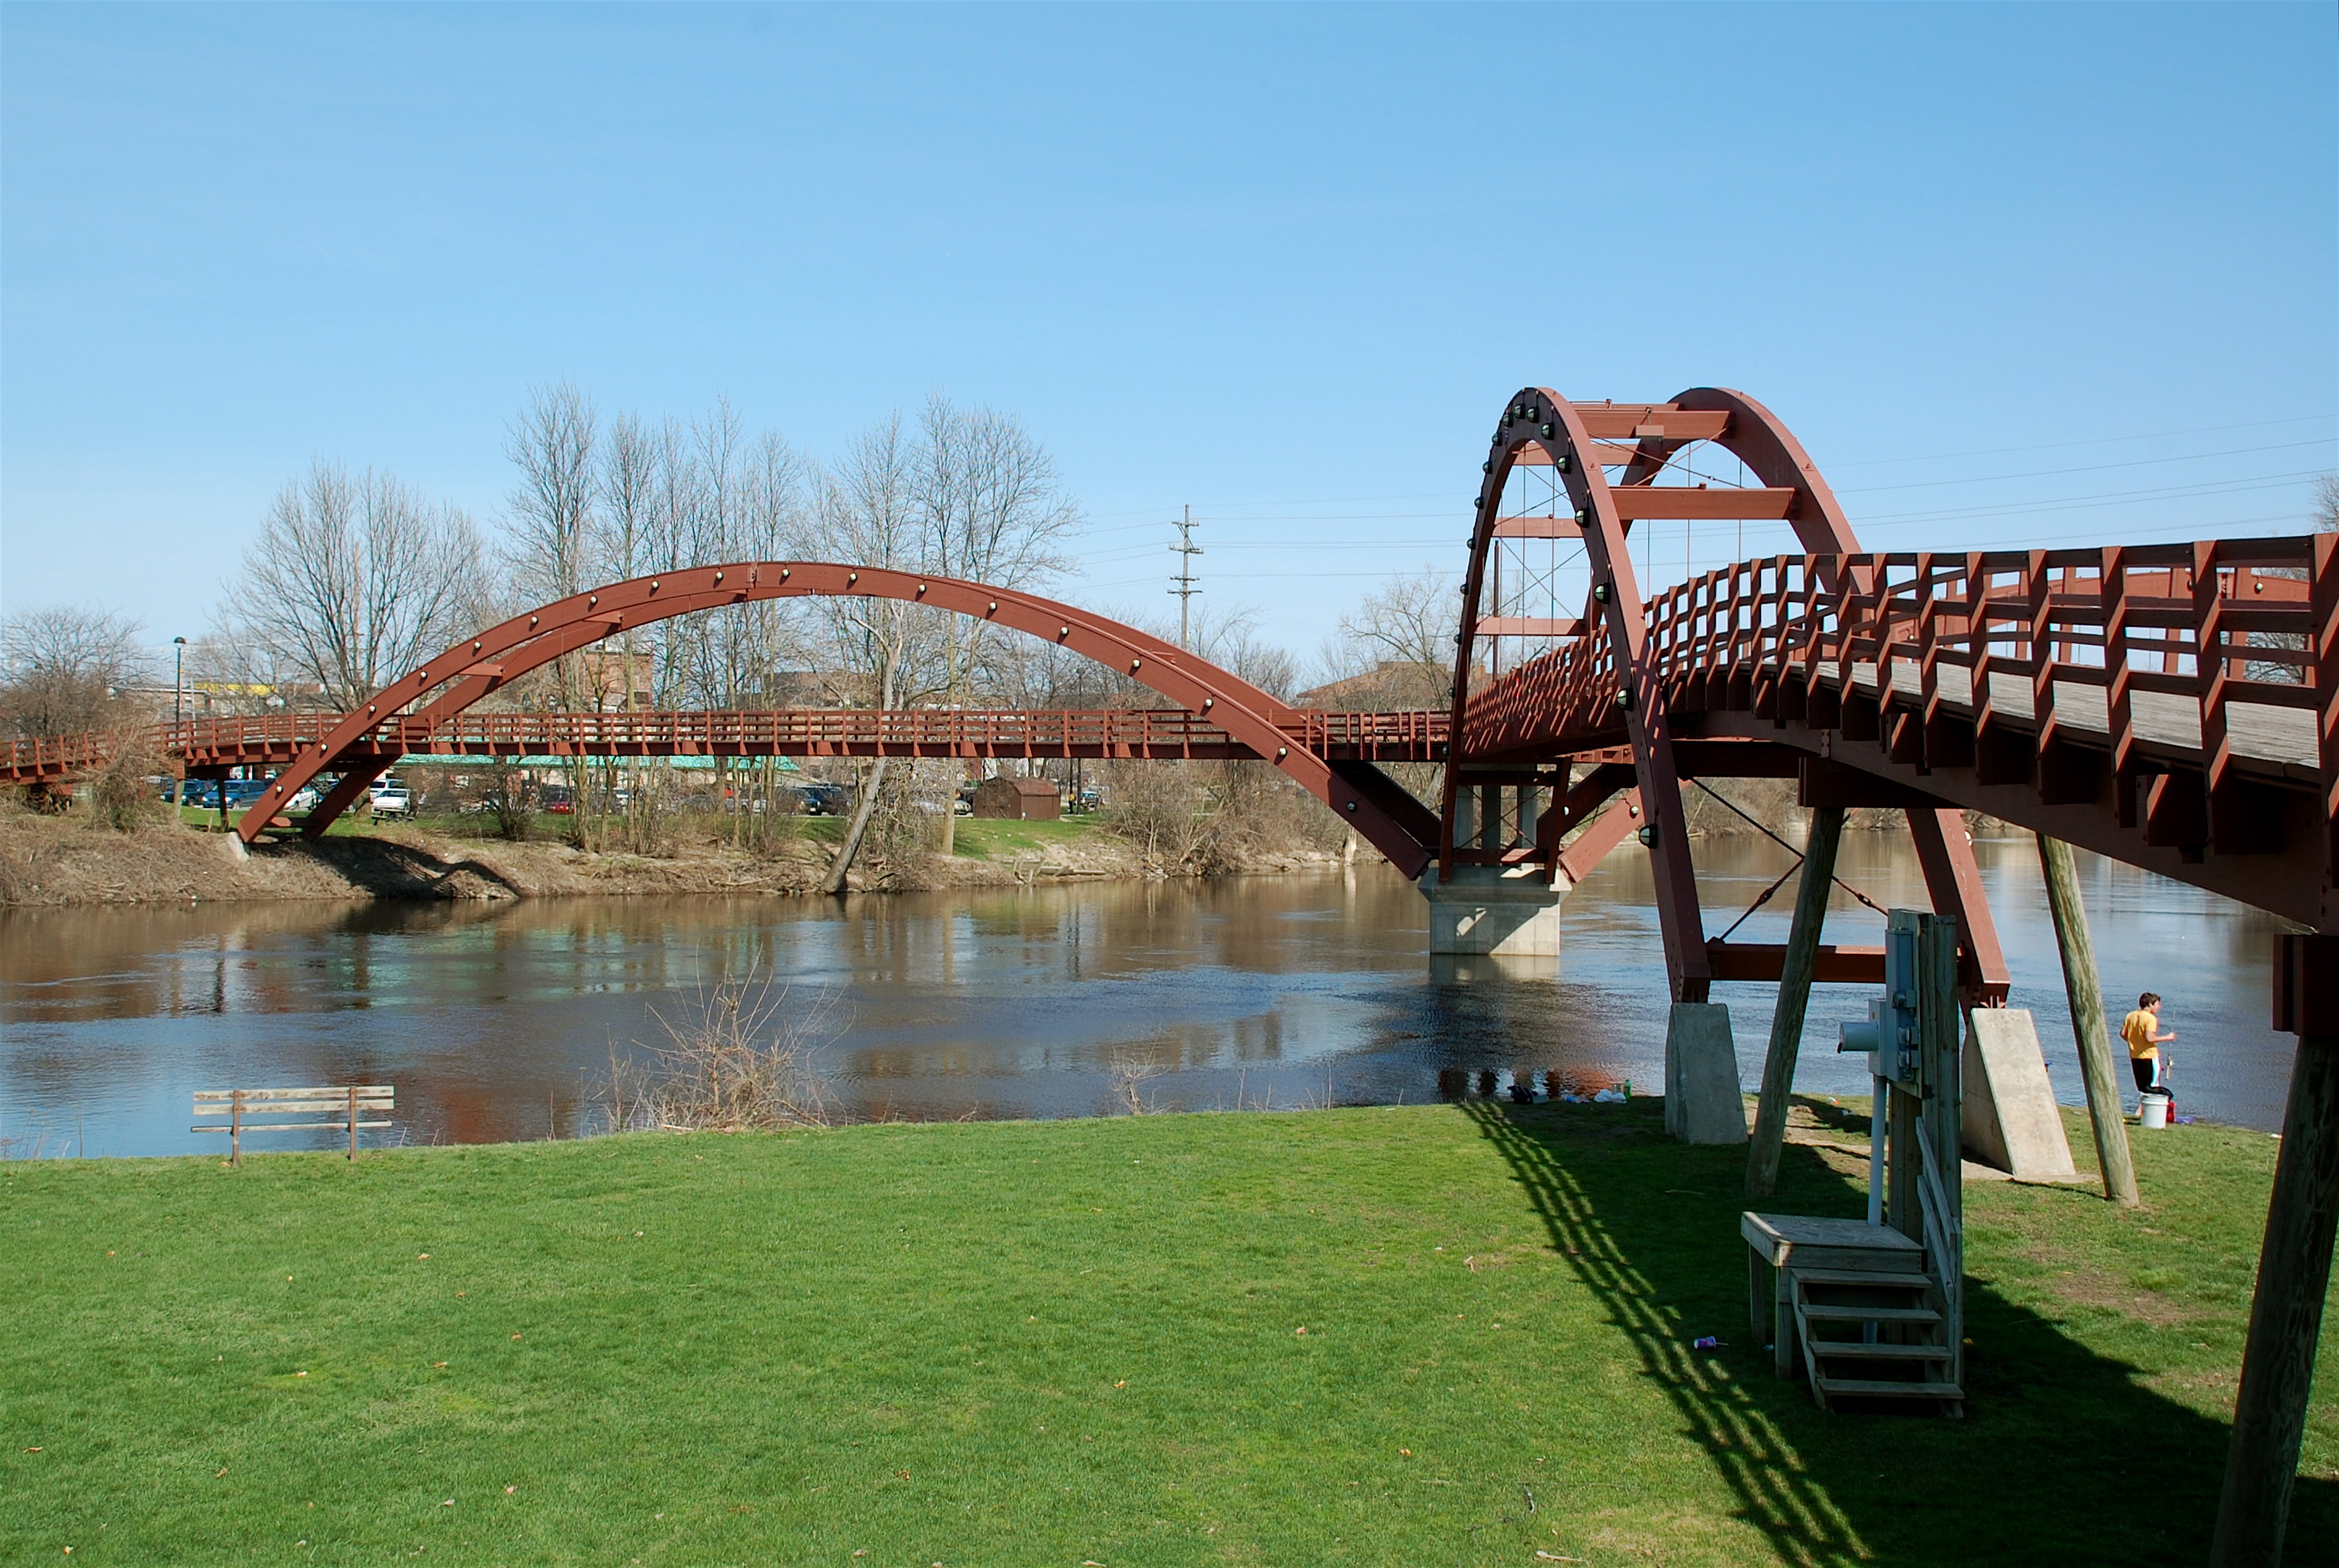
[1788,1265,1962,1414]
[1742,1211,1964,1417]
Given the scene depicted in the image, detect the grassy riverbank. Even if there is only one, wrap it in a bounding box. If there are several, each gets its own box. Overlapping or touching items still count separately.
[3,1102,2333,1565]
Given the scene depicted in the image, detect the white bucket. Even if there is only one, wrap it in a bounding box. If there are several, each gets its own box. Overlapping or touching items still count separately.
[2140,1093,2171,1130]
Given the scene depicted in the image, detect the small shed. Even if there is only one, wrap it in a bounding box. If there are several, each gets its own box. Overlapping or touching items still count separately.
[972,776,1061,820]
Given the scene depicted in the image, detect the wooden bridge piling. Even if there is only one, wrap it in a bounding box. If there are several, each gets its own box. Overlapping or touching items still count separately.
[2213,938,2339,1566]
[1745,804,1846,1196]
[2035,833,2141,1208]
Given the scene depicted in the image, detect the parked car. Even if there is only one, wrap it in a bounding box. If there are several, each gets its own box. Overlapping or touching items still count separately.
[791,782,848,816]
[368,777,414,817]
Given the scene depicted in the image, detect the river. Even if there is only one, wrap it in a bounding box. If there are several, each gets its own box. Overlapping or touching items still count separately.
[0,827,2300,1157]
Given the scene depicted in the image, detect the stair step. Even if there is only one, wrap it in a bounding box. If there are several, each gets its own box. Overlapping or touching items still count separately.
[1790,1269,1934,1290]
[1807,1341,1953,1362]
[1800,1303,1943,1325]
[1813,1376,1965,1399]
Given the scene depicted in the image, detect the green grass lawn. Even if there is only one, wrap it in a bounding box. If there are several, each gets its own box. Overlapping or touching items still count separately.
[948,815,1104,860]
[3,1102,2332,1566]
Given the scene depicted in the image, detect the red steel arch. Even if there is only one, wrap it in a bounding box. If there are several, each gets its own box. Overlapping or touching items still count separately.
[1446,386,2006,1004]
[233,563,1439,876]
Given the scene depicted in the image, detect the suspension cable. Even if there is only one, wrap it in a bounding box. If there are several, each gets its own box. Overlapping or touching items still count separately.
[1688,778,1891,918]
[1713,860,1801,944]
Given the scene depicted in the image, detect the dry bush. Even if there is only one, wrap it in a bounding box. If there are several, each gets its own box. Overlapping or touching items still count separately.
[1191,760,1348,871]
[89,742,166,833]
[603,975,838,1133]
[1100,758,1212,870]
[1106,1053,1167,1115]
[1101,757,1346,874]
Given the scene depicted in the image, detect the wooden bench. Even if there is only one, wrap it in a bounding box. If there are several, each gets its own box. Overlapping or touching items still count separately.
[193,1086,395,1165]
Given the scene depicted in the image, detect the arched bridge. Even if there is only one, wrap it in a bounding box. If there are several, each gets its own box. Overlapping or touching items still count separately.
[7,382,2337,1554]
[206,565,1450,874]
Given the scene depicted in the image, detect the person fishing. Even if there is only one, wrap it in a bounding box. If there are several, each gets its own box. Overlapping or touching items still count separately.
[2121,991,2176,1112]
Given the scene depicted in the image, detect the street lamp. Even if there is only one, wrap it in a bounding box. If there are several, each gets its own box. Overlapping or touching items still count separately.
[171,638,189,822]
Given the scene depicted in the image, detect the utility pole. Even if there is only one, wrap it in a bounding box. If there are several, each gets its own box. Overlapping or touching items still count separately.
[1169,505,1202,649]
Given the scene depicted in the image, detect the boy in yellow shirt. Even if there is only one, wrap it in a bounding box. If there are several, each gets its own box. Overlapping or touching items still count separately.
[2122,991,2176,1111]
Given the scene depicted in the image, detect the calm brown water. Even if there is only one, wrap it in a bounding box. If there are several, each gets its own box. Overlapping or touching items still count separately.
[0,830,2300,1157]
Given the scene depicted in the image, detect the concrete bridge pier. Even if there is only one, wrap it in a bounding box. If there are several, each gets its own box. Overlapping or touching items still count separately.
[1418,863,1565,956]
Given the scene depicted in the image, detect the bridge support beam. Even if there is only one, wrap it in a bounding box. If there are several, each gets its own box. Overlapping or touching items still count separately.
[1419,864,1564,957]
[2214,936,2339,1567]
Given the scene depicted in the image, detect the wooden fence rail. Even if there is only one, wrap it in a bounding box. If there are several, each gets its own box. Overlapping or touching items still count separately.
[193,1086,396,1165]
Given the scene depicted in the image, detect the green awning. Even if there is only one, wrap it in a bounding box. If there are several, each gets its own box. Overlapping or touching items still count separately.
[391,755,800,772]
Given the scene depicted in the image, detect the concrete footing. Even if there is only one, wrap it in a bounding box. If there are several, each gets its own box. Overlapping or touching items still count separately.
[1417,864,1564,957]
[1962,1007,2081,1181]
[1665,1002,1748,1145]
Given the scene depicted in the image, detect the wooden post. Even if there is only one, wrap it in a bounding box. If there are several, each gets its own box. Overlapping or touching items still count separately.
[347,1085,358,1162]
[1746,804,1846,1195]
[2034,833,2139,1207]
[1916,914,1965,1393]
[229,1089,242,1167]
[2213,932,2339,1566]
[2212,1033,2339,1566]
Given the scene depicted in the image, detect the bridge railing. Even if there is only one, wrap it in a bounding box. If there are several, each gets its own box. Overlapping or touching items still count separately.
[1465,538,2333,764]
[6,706,1453,782]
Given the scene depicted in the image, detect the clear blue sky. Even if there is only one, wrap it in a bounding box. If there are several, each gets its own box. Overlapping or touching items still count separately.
[5,2,2333,662]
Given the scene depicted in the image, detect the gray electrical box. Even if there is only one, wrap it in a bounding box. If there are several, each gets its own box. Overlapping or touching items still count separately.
[1837,909,1924,1088]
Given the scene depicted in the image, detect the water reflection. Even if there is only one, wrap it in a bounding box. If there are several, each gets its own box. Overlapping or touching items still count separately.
[0,829,2299,1157]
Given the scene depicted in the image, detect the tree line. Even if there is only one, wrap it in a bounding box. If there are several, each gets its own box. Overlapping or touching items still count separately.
[1,383,1482,879]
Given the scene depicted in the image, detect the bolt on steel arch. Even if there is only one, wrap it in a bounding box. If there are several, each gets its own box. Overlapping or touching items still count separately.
[234,563,1443,876]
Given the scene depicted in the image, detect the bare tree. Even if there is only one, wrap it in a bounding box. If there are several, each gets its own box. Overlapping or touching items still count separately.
[800,416,927,891]
[1320,564,1458,709]
[2316,472,2337,533]
[0,605,150,738]
[503,381,600,609]
[218,463,482,711]
[913,394,1083,852]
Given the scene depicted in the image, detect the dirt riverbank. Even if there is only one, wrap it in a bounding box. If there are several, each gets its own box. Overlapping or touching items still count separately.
[0,774,1942,909]
[0,811,1370,908]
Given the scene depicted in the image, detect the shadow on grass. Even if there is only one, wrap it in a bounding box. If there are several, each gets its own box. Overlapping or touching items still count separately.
[1460,1099,2337,1566]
